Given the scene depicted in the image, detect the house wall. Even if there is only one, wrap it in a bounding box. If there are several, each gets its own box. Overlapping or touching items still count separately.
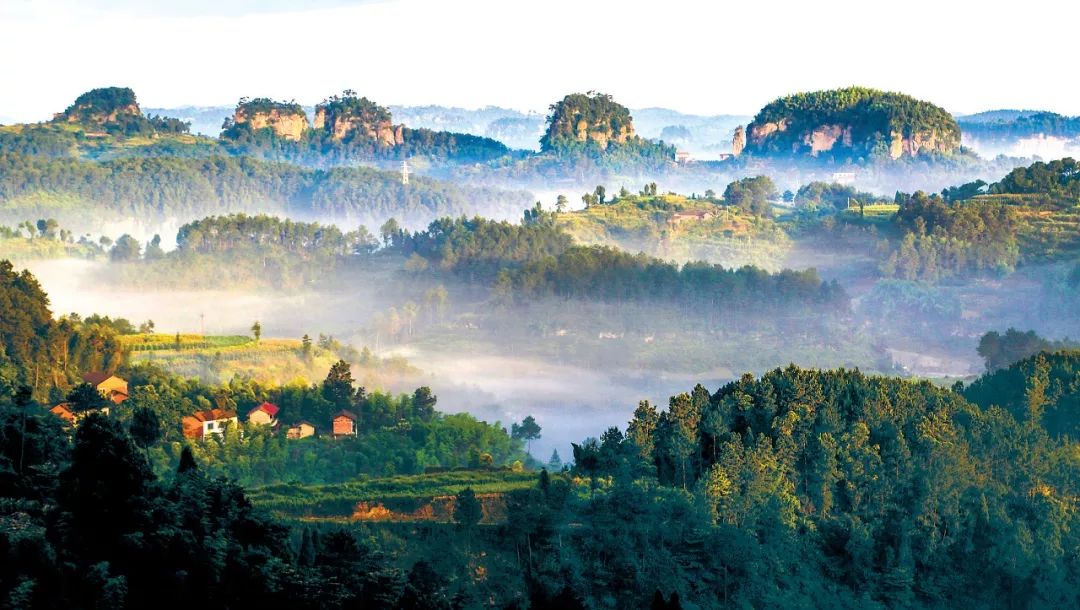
[287,423,315,439]
[96,376,128,397]
[249,410,274,426]
[332,417,355,436]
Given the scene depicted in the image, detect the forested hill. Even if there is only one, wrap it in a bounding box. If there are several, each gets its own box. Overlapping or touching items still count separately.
[0,152,531,231]
[743,87,961,162]
[220,91,513,166]
[959,110,1080,141]
[545,364,1079,608]
[963,350,1080,439]
[0,260,124,399]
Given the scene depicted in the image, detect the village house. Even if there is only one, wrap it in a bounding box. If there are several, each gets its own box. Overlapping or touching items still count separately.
[182,408,238,440]
[246,402,280,428]
[49,403,77,426]
[286,421,317,439]
[331,410,358,438]
[50,401,110,427]
[81,371,129,404]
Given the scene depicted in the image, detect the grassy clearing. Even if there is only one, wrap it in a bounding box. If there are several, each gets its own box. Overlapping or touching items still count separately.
[557,194,790,269]
[249,469,540,519]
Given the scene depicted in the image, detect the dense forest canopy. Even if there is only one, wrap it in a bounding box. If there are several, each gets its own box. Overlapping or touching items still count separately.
[960,111,1080,140]
[0,152,530,229]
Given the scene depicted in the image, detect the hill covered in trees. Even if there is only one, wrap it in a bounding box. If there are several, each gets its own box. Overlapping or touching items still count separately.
[743,87,961,162]
[0,152,530,231]
[220,91,512,165]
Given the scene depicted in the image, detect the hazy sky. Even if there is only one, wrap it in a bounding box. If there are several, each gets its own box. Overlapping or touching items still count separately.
[1,0,1077,122]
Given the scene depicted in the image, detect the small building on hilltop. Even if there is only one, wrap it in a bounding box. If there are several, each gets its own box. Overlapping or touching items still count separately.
[331,410,358,438]
[247,402,280,427]
[286,421,317,440]
[182,408,238,440]
[81,371,129,404]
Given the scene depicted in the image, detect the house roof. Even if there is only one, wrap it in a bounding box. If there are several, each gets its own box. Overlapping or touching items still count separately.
[247,402,280,417]
[332,410,358,421]
[189,408,237,422]
[50,403,75,424]
[81,371,114,386]
[292,420,316,427]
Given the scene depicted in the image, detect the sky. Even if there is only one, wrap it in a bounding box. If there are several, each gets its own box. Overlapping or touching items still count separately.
[1,0,1078,123]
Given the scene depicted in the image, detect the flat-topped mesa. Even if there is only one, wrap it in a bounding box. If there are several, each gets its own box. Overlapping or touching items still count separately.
[229,98,309,141]
[743,87,961,161]
[54,86,142,127]
[540,92,638,152]
[313,91,403,146]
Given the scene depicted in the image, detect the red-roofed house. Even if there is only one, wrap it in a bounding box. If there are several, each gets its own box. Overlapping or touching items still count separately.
[247,402,280,427]
[182,408,238,440]
[81,371,129,404]
[331,410,358,438]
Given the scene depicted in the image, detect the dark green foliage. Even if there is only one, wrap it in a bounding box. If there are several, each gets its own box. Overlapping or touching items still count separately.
[540,92,636,152]
[453,487,482,528]
[976,328,1078,371]
[54,87,189,136]
[0,261,124,398]
[745,86,960,161]
[991,157,1080,207]
[796,181,885,209]
[960,112,1080,141]
[723,175,777,217]
[880,191,1020,280]
[964,350,1080,438]
[0,152,529,230]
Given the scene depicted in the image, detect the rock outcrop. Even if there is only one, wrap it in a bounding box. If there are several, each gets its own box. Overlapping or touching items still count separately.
[313,92,403,146]
[540,92,638,151]
[228,98,309,141]
[54,87,142,128]
[744,87,960,161]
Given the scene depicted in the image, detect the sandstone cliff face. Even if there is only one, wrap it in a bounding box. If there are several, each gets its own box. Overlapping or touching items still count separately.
[62,103,140,126]
[732,126,746,156]
[314,107,402,145]
[743,88,961,161]
[234,108,308,141]
[804,124,853,155]
[748,119,789,144]
[571,117,635,148]
[888,129,954,159]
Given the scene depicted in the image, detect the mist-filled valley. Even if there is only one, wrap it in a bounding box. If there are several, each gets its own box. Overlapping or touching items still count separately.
[3,75,1080,609]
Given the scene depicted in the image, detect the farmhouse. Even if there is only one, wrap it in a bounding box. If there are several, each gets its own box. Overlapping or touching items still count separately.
[247,402,280,427]
[286,421,317,439]
[81,371,129,404]
[49,403,77,426]
[182,408,238,440]
[331,410,358,438]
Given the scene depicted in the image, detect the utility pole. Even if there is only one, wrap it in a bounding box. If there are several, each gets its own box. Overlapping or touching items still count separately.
[199,313,205,336]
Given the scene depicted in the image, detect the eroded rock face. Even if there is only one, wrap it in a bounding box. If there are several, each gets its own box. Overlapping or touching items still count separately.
[743,87,960,160]
[748,119,789,143]
[234,108,308,141]
[313,95,403,146]
[804,124,853,155]
[732,126,746,156]
[541,92,639,152]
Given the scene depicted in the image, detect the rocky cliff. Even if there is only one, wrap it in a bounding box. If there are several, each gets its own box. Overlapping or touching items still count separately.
[743,87,960,161]
[540,92,638,151]
[54,87,142,128]
[313,92,403,146]
[229,98,309,141]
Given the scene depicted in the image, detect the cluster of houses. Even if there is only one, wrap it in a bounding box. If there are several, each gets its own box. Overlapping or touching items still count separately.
[50,371,129,426]
[181,403,359,441]
[50,371,361,442]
